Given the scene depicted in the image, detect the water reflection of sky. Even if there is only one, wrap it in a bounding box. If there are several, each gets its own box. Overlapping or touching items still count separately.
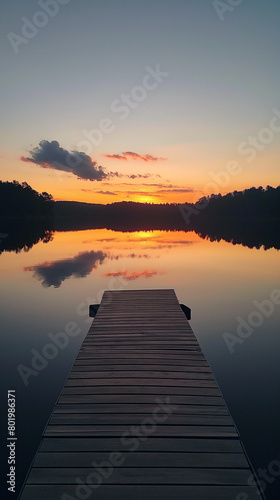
[0,228,279,499]
[20,229,198,289]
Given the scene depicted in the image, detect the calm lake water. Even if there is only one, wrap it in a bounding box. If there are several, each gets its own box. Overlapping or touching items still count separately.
[1,227,280,499]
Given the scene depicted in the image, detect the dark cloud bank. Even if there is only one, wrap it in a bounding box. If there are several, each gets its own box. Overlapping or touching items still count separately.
[21,140,163,182]
[21,140,107,181]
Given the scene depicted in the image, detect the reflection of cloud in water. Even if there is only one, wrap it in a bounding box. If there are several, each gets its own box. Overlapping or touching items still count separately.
[96,238,118,242]
[103,270,161,281]
[25,251,106,288]
[81,238,118,244]
[170,241,194,245]
[109,253,153,259]
[144,241,194,250]
[115,236,195,248]
[128,253,149,259]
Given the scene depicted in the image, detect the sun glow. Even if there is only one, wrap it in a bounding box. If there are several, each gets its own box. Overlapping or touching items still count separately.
[133,195,158,204]
[134,231,156,240]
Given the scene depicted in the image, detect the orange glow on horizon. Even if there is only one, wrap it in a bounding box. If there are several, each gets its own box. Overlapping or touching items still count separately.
[1,152,279,207]
[131,195,158,204]
[52,187,200,205]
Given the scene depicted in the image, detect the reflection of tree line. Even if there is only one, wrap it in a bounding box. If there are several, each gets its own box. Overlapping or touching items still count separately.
[193,218,280,250]
[3,216,278,254]
[0,219,54,254]
[1,182,279,252]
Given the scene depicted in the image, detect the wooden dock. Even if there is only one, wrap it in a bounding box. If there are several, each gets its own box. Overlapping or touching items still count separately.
[19,289,265,499]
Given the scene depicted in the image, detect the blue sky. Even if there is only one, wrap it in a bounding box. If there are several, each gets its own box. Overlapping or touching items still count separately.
[0,0,279,203]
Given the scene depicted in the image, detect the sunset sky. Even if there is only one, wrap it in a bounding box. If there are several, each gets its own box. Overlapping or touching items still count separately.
[0,0,279,204]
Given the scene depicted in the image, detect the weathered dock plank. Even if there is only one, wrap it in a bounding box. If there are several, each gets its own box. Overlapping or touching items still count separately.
[19,289,265,500]
[19,485,265,500]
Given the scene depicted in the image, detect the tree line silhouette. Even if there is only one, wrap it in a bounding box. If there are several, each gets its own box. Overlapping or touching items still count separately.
[54,200,185,231]
[54,185,280,230]
[1,181,279,252]
[194,185,280,219]
[2,180,278,224]
[0,180,54,218]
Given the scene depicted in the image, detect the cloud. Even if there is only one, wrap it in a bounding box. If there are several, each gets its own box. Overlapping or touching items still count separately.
[103,154,127,160]
[102,269,160,280]
[109,172,155,179]
[123,190,162,196]
[24,250,107,287]
[156,188,196,194]
[97,190,117,196]
[21,140,107,181]
[142,183,174,188]
[111,181,169,187]
[81,184,196,200]
[127,174,151,179]
[103,152,166,162]
[81,188,117,195]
